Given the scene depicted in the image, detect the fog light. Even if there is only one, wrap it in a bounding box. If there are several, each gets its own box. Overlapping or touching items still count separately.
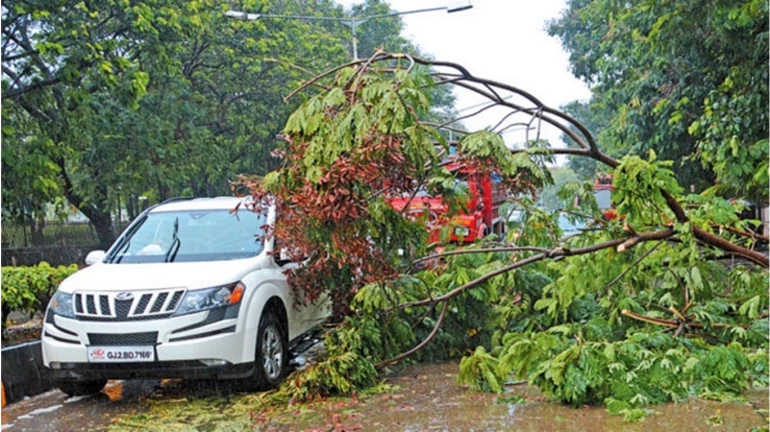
[50,362,62,370]
[200,359,228,367]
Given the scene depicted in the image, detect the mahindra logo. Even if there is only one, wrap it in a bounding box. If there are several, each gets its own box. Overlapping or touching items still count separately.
[115,292,134,301]
[91,349,105,359]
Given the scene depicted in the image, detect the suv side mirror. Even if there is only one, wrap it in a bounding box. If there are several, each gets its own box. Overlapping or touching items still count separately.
[273,248,293,267]
[85,250,106,266]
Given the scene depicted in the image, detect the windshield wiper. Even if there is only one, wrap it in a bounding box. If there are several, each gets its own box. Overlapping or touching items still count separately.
[114,238,131,264]
[165,216,181,263]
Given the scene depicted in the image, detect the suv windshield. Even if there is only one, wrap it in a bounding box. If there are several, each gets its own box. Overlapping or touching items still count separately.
[106,210,265,264]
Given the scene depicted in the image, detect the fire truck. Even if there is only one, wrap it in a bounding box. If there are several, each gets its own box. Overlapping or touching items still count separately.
[593,174,618,220]
[390,161,507,244]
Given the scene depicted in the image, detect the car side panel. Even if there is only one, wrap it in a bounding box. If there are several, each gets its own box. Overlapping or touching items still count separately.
[238,268,294,364]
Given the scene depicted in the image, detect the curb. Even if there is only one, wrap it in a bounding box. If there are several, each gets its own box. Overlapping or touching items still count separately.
[1,340,53,404]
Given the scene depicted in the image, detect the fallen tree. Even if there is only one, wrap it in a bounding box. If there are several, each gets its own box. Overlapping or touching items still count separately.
[240,52,768,417]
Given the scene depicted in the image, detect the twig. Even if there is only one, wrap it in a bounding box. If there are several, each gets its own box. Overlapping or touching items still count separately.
[668,306,688,322]
[438,101,501,129]
[622,309,736,330]
[713,224,769,243]
[621,309,678,328]
[410,302,437,332]
[602,240,665,291]
[617,230,675,252]
[410,245,551,267]
[388,235,655,313]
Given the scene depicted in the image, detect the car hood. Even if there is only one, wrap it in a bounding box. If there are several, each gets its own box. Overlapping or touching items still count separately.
[59,258,264,293]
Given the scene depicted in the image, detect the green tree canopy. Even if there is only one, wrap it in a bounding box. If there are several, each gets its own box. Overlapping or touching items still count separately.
[2,0,454,247]
[548,0,768,202]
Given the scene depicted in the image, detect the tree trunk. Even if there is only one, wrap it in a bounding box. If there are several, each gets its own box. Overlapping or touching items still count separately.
[158,179,170,202]
[127,194,137,220]
[55,158,115,249]
[30,214,46,246]
[91,210,115,250]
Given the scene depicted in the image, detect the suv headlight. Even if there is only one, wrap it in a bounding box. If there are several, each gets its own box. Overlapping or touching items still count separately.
[48,290,75,318]
[173,282,245,316]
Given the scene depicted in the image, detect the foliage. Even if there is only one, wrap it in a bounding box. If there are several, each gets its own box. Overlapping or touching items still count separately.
[241,63,545,318]
[229,45,769,418]
[455,186,768,410]
[538,167,578,212]
[1,262,78,329]
[1,0,450,246]
[549,0,769,202]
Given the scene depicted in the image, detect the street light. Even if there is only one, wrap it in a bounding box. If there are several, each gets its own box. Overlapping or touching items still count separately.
[225,2,473,60]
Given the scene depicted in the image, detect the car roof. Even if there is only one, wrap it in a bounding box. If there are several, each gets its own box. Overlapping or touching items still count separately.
[149,197,254,213]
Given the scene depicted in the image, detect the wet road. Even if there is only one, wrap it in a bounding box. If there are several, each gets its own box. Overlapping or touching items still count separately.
[264,363,770,432]
[1,380,157,431]
[2,363,768,432]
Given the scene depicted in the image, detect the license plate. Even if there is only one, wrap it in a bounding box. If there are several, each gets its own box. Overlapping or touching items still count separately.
[87,346,155,363]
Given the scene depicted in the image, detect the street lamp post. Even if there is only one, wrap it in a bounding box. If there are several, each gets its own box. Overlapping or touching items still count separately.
[225,2,472,61]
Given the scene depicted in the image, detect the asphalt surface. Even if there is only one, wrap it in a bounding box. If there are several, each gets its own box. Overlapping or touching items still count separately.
[2,380,158,432]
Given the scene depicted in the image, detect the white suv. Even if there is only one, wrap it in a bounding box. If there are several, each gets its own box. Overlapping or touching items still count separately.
[42,197,328,396]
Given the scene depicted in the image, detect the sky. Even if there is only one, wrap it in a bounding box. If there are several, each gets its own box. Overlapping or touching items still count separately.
[339,0,592,161]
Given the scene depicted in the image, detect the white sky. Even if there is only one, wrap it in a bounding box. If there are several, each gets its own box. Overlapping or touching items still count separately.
[339,0,592,161]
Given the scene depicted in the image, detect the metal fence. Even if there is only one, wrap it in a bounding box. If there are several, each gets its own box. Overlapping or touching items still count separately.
[1,221,130,266]
[1,221,109,249]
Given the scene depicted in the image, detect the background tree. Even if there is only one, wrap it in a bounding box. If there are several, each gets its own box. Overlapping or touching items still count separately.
[548,0,768,202]
[2,0,448,247]
[538,166,578,212]
[559,100,611,181]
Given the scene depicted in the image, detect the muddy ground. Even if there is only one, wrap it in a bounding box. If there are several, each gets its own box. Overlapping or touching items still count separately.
[2,362,768,431]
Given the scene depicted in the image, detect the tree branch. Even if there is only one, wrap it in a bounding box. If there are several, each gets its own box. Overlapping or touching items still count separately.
[410,245,551,266]
[602,240,665,291]
[2,76,64,99]
[376,298,448,369]
[617,229,675,252]
[388,235,653,313]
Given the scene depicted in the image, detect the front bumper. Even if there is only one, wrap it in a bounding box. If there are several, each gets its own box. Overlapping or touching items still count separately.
[48,360,253,381]
[42,305,256,379]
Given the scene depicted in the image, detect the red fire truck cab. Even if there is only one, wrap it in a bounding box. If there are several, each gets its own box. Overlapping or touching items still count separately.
[594,174,618,220]
[390,162,507,244]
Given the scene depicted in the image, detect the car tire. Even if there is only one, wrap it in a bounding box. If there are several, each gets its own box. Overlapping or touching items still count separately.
[252,309,288,390]
[55,380,107,397]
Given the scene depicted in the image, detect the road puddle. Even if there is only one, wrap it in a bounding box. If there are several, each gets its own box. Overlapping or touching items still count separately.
[2,362,767,431]
[259,362,769,432]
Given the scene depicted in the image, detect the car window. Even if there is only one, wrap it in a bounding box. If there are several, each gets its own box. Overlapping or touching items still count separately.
[107,210,265,263]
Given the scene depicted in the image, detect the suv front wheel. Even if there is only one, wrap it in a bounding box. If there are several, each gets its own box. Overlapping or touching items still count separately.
[252,310,288,390]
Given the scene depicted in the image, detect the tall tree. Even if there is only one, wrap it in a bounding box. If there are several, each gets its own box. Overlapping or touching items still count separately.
[548,0,768,202]
[2,0,176,247]
[2,0,456,248]
[1,0,349,246]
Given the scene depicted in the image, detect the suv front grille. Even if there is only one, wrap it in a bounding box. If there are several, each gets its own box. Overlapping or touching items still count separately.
[88,331,158,345]
[74,289,186,321]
